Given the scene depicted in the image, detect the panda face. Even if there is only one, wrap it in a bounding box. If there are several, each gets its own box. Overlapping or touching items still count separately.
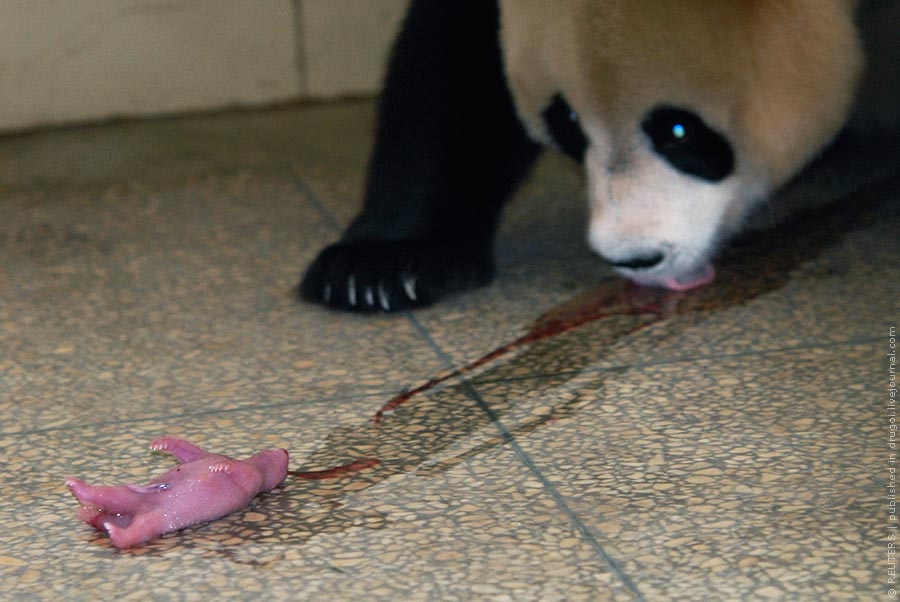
[581,101,747,291]
[502,0,863,292]
[542,95,746,290]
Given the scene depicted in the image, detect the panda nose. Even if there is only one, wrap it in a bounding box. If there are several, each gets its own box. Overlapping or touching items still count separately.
[605,252,665,270]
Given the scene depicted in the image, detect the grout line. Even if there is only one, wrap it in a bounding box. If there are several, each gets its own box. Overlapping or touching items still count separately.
[463,382,646,601]
[466,335,883,386]
[285,166,345,234]
[2,388,395,439]
[406,312,646,601]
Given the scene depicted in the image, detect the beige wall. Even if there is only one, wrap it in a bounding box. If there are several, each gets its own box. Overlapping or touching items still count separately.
[0,0,409,132]
[299,0,408,97]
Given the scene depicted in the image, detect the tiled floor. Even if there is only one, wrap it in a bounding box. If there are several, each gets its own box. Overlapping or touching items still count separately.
[1,101,897,601]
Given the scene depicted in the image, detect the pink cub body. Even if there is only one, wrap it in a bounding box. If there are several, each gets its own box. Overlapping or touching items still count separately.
[65,437,289,548]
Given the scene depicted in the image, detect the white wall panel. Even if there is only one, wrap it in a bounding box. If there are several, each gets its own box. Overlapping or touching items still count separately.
[0,1,301,131]
[0,0,411,132]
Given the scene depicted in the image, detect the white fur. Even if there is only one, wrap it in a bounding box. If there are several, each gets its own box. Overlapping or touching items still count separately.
[586,141,735,287]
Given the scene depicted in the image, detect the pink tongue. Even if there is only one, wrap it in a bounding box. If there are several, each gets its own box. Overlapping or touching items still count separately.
[661,263,716,292]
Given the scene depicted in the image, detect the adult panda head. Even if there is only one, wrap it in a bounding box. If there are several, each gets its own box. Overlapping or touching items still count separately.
[500,0,863,290]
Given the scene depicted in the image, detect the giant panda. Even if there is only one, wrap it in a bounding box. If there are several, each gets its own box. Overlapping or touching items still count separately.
[301,0,898,312]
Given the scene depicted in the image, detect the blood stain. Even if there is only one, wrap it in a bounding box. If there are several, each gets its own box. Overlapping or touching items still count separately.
[289,458,381,480]
[373,283,676,424]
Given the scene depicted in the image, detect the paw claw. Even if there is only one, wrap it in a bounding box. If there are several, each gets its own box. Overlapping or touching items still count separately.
[299,240,493,312]
[402,275,418,301]
[377,284,391,312]
[347,275,357,306]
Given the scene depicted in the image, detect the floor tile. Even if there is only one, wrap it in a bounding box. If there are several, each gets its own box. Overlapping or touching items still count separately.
[474,343,884,601]
[0,100,896,601]
[0,170,445,435]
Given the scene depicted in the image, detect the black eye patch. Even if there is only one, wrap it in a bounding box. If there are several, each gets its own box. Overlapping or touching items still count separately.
[641,106,735,181]
[541,95,588,161]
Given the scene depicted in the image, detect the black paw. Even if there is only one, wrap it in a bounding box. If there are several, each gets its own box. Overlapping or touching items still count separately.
[299,240,494,312]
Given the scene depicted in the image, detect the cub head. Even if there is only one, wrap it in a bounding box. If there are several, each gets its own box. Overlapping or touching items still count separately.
[501,0,863,289]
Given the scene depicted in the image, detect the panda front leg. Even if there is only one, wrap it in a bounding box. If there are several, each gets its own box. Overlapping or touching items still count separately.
[299,0,541,312]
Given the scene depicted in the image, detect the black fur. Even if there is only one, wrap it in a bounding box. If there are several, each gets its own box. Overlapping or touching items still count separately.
[300,0,541,312]
[541,95,588,161]
[641,106,735,182]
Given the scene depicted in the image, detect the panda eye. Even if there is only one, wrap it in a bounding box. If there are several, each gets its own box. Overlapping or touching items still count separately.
[541,94,588,161]
[642,106,734,181]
